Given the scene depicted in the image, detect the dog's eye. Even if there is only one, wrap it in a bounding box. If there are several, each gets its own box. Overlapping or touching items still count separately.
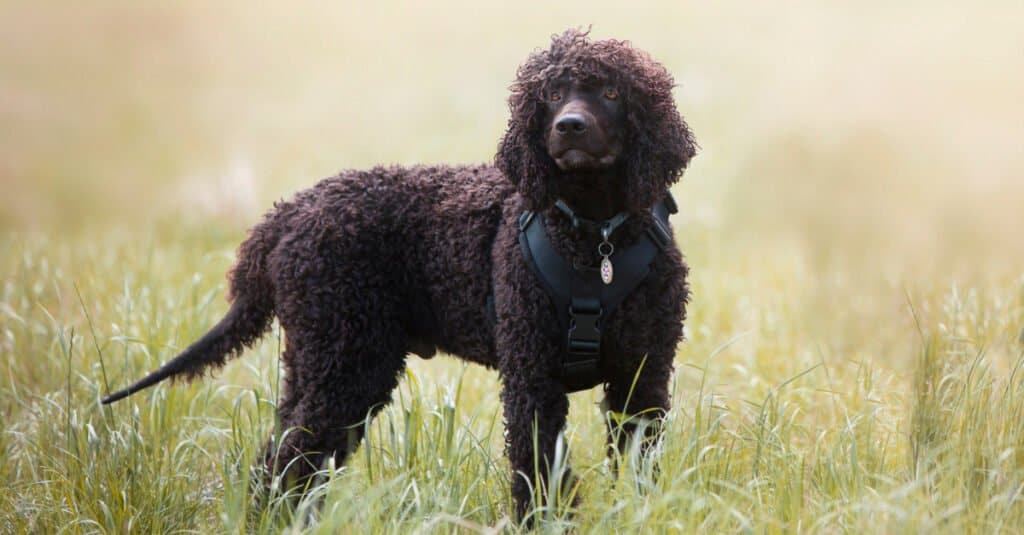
[548,90,562,102]
[604,87,619,100]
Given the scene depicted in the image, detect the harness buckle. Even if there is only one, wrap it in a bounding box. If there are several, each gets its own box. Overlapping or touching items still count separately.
[564,301,602,391]
[567,300,602,357]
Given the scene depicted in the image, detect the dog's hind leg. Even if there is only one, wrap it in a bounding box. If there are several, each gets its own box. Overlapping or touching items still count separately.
[259,317,408,495]
[251,224,416,494]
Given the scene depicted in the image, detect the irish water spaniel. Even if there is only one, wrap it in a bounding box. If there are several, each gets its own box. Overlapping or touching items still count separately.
[103,28,697,521]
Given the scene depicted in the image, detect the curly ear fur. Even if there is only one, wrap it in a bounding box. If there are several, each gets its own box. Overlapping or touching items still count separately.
[496,29,697,212]
[619,54,698,212]
[495,93,557,210]
[495,33,576,211]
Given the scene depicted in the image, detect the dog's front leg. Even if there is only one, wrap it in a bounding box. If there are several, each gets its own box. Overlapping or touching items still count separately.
[499,364,572,524]
[493,304,572,521]
[603,256,686,472]
[603,349,673,463]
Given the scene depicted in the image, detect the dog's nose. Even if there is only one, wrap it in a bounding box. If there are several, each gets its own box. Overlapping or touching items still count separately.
[554,113,588,135]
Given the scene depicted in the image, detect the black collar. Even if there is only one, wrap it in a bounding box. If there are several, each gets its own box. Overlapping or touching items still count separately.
[553,199,630,241]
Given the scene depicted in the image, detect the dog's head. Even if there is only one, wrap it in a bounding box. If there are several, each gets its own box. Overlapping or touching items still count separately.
[496,28,697,212]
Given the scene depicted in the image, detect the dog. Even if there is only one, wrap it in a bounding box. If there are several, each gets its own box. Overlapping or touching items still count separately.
[103,28,697,521]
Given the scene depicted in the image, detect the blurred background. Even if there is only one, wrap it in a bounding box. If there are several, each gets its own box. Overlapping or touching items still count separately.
[3,1,1021,249]
[2,1,1022,366]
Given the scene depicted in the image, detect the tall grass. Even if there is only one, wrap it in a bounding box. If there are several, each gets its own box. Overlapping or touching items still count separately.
[2,231,1021,533]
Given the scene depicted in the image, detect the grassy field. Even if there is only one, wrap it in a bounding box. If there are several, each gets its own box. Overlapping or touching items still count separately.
[2,2,1023,533]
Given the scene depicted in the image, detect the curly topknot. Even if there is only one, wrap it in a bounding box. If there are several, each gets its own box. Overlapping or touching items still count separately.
[496,28,698,212]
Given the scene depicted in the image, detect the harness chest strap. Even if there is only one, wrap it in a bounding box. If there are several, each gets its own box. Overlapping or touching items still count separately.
[518,194,677,392]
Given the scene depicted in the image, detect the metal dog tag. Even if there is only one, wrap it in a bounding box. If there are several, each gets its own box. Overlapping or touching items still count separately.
[598,239,614,285]
[600,256,613,284]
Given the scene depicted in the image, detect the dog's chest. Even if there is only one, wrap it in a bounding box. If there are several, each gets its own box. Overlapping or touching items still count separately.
[515,201,675,392]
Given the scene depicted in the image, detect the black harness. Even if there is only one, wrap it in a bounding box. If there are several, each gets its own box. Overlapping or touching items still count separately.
[518,194,677,392]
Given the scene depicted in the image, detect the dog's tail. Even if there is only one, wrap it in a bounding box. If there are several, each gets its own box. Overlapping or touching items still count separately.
[102,213,283,404]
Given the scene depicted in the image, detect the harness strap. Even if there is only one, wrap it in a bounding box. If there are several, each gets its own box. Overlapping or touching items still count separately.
[555,199,631,236]
[518,195,677,392]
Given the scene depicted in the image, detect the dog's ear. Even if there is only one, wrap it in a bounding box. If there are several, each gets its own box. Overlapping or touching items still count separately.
[497,33,585,211]
[495,89,557,211]
[621,67,698,212]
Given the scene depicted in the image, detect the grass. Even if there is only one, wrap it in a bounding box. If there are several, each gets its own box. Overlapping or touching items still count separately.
[2,1,1023,533]
[1,234,1021,532]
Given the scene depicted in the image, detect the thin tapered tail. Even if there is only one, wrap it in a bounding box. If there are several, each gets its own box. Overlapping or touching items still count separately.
[102,295,271,404]
[102,201,287,404]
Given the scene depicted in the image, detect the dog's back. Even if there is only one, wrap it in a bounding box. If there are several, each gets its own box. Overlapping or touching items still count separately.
[278,164,514,366]
[103,163,512,403]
